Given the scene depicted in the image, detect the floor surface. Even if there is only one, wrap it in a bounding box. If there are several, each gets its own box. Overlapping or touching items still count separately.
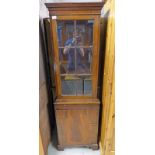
[48,143,100,155]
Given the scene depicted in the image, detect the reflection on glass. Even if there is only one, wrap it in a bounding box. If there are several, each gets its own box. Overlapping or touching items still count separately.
[61,80,76,95]
[84,78,92,95]
[59,48,75,74]
[76,20,93,45]
[76,48,92,74]
[61,76,92,96]
[57,21,74,46]
[57,20,94,96]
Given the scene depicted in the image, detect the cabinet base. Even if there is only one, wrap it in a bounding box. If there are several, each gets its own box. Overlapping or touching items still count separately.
[57,144,99,151]
[55,100,100,151]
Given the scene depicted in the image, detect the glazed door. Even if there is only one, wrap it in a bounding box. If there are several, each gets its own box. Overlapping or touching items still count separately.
[51,15,100,98]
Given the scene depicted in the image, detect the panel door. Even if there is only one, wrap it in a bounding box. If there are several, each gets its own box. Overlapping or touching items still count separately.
[55,105,99,146]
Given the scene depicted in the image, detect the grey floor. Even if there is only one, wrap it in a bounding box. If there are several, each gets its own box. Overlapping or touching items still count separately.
[48,143,100,155]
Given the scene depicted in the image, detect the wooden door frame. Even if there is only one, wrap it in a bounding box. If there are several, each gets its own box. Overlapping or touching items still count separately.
[39,129,45,155]
[100,0,115,154]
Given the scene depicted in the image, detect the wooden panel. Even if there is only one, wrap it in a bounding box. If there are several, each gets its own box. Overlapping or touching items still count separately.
[56,15,97,20]
[105,70,115,155]
[55,104,99,147]
[39,24,51,154]
[55,103,100,110]
[45,2,104,16]
[100,0,115,154]
[111,126,115,151]
[45,2,104,8]
[44,19,56,89]
[39,93,51,154]
[39,83,48,111]
[55,98,100,105]
[98,14,109,99]
[49,10,101,16]
[39,129,45,155]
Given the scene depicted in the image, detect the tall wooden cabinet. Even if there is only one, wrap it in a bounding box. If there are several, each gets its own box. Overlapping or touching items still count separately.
[45,2,104,150]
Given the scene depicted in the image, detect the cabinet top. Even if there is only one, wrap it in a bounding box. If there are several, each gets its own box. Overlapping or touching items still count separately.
[45,2,104,16]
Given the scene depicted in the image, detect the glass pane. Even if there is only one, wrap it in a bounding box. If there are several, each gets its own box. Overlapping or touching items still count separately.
[76,20,94,46]
[57,19,94,96]
[61,76,92,96]
[57,21,74,46]
[61,76,83,96]
[61,79,76,95]
[59,48,75,74]
[84,78,92,95]
[76,47,92,74]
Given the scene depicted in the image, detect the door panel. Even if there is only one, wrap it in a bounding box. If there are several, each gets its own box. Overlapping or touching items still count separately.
[50,15,100,98]
[55,105,99,146]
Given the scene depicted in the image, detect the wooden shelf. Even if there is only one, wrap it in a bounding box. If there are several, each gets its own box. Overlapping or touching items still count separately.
[58,46,93,49]
[60,73,92,76]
